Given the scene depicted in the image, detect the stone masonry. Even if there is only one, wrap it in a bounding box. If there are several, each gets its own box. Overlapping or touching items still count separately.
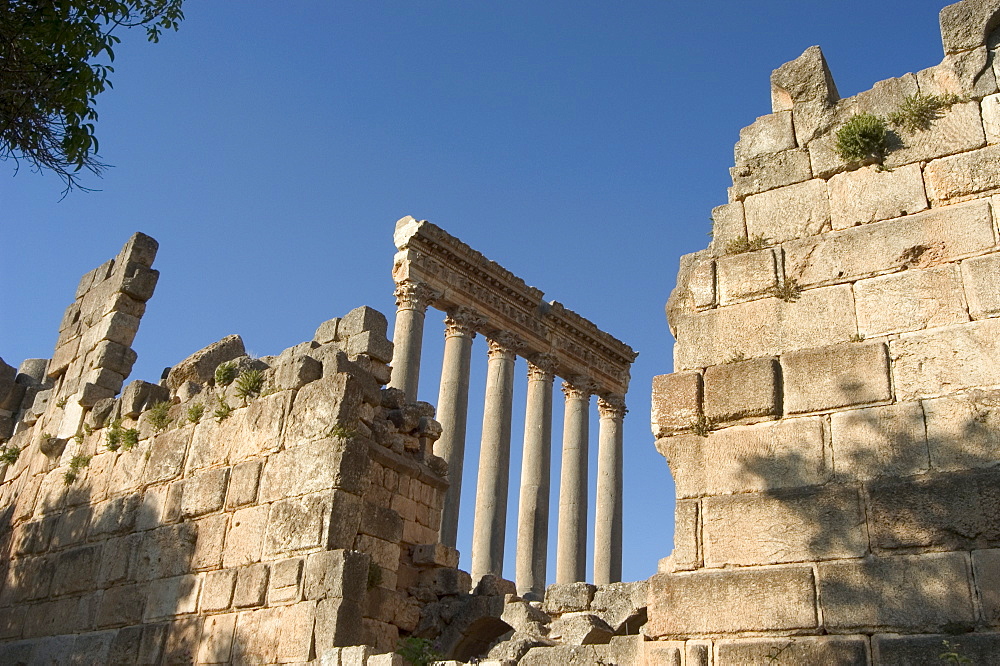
[652,1,1000,663]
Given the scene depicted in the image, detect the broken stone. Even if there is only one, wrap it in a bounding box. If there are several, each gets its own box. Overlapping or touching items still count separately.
[164,334,245,390]
[548,613,613,646]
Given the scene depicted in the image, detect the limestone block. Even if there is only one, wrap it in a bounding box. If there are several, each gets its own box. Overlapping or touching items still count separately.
[983,93,1000,143]
[716,637,869,664]
[165,334,246,391]
[656,417,827,498]
[831,402,929,480]
[50,505,91,549]
[543,582,596,614]
[703,356,780,424]
[688,257,715,310]
[828,164,928,230]
[924,390,1000,470]
[549,612,613,646]
[670,500,700,571]
[51,544,101,596]
[882,102,987,170]
[83,367,126,394]
[782,342,892,414]
[925,143,1000,204]
[222,504,269,568]
[974,549,1000,625]
[119,265,159,302]
[945,46,999,98]
[96,583,147,628]
[135,523,197,581]
[340,305,389,339]
[703,485,866,567]
[327,489,364,550]
[179,466,229,518]
[190,390,291,469]
[963,252,1000,318]
[48,336,80,378]
[874,633,1000,665]
[891,318,1000,400]
[258,436,369,502]
[265,493,332,557]
[784,199,995,289]
[119,380,169,419]
[730,149,812,200]
[89,495,141,539]
[411,543,458,568]
[590,581,648,632]
[940,0,1000,53]
[646,565,817,637]
[744,179,830,243]
[144,574,201,621]
[161,617,204,665]
[80,311,140,351]
[667,251,711,332]
[734,111,796,162]
[650,371,702,437]
[771,46,839,145]
[143,427,191,485]
[201,569,236,612]
[314,318,341,344]
[716,248,777,305]
[197,613,237,664]
[674,285,857,370]
[234,563,270,608]
[269,557,303,603]
[191,513,227,570]
[818,552,975,632]
[284,373,362,445]
[710,202,747,256]
[226,459,261,508]
[345,330,393,364]
[856,265,969,337]
[275,354,323,390]
[867,469,1000,549]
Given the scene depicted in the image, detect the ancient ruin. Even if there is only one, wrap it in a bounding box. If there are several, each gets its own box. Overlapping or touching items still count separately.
[2,0,1000,663]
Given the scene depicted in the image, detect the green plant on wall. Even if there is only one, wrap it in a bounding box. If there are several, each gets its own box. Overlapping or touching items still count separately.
[215,360,238,386]
[835,112,889,165]
[234,368,265,403]
[214,397,234,422]
[147,400,172,433]
[187,402,205,424]
[396,637,442,666]
[121,428,140,451]
[106,418,123,451]
[0,445,21,465]
[63,454,91,485]
[725,234,769,255]
[887,92,961,133]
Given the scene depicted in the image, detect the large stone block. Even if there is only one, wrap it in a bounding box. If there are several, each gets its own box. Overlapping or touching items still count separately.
[734,111,796,162]
[265,494,332,557]
[961,251,1000,319]
[143,427,191,485]
[201,569,237,612]
[339,305,389,339]
[186,391,291,470]
[646,565,817,637]
[923,389,1000,470]
[855,264,969,336]
[670,500,700,571]
[165,334,245,390]
[974,548,1000,625]
[874,633,1000,665]
[135,524,198,581]
[144,574,201,621]
[655,417,827,498]
[744,178,830,243]
[197,614,237,664]
[284,373,362,445]
[703,356,780,425]
[925,143,1000,204]
[867,469,1000,550]
[258,435,369,502]
[650,371,702,437]
[304,549,369,602]
[543,582,596,614]
[818,552,975,632]
[891,318,1000,400]
[687,257,715,309]
[702,485,867,567]
[940,0,1000,53]
[884,101,986,169]
[782,342,892,414]
[710,202,747,256]
[180,466,229,518]
[984,92,1000,143]
[223,504,269,568]
[716,248,777,305]
[828,163,928,230]
[784,199,995,288]
[730,148,812,200]
[716,637,869,665]
[831,402,929,480]
[191,513,228,570]
[673,284,857,370]
[234,563,269,608]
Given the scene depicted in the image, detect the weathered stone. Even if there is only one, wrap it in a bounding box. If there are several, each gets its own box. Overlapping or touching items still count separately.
[223,504,269,568]
[716,637,869,664]
[345,330,394,364]
[884,101,987,169]
[487,632,555,663]
[326,489,364,550]
[179,466,229,518]
[925,143,1000,204]
[716,248,777,305]
[646,565,817,637]
[924,390,1000,470]
[856,264,969,337]
[939,0,1000,54]
[303,549,369,603]
[284,373,362,445]
[667,251,711,331]
[187,390,290,470]
[656,417,827,498]
[983,92,1000,142]
[830,402,929,479]
[669,500,700,571]
[784,199,995,288]
[549,612,613,646]
[962,252,1000,318]
[234,563,270,608]
[161,617,203,665]
[314,318,341,344]
[226,459,261,508]
[97,584,147,628]
[543,582,596,614]
[258,436,369,502]
[892,318,1000,400]
[874,633,1000,665]
[731,149,813,200]
[744,178,830,243]
[687,257,715,309]
[201,569,237,612]
[118,380,169,419]
[710,202,747,256]
[735,111,796,162]
[828,164,928,230]
[135,523,197,581]
[275,354,323,390]
[265,494,332,557]
[818,552,975,631]
[974,549,1000,625]
[411,543,458,568]
[144,574,201,621]
[590,581,647,632]
[867,469,1000,549]
[144,427,190,485]
[650,371,702,437]
[702,485,867,567]
[340,305,389,339]
[165,335,246,390]
[197,613,236,664]
[191,513,228,570]
[703,357,780,424]
[782,342,892,414]
[770,46,839,145]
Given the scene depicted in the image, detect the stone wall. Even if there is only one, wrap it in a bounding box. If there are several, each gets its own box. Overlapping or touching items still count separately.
[0,236,474,664]
[651,0,1000,663]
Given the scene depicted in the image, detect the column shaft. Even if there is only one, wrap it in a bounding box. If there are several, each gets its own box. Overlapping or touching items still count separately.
[556,380,592,584]
[594,396,626,585]
[515,358,556,600]
[388,280,434,402]
[470,336,518,583]
[435,310,479,548]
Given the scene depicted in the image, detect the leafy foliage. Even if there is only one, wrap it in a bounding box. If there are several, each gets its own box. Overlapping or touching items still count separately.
[725,233,769,255]
[772,277,802,302]
[215,361,238,386]
[0,445,21,465]
[213,397,233,422]
[187,402,205,424]
[0,1,185,193]
[234,368,265,403]
[887,93,962,133]
[835,113,889,164]
[147,400,172,432]
[106,417,123,451]
[121,427,139,450]
[395,637,442,666]
[63,453,92,484]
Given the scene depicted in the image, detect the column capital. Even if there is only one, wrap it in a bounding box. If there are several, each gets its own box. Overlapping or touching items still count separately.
[444,306,483,339]
[487,332,523,360]
[526,353,558,382]
[394,279,437,312]
[561,378,595,401]
[597,395,627,420]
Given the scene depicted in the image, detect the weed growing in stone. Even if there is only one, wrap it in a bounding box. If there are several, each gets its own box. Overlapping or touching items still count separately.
[835,113,889,164]
[725,234,769,255]
[888,93,961,133]
[55,397,67,408]
[396,637,442,666]
[689,415,712,437]
[73,431,84,445]
[0,445,21,465]
[187,402,205,424]
[63,454,91,484]
[940,640,973,664]
[83,423,93,436]
[849,333,866,343]
[147,401,172,433]
[106,418,123,451]
[234,368,265,403]
[772,277,802,302]
[121,428,140,451]
[215,360,237,386]
[214,397,233,422]
[328,424,357,440]
[39,432,53,444]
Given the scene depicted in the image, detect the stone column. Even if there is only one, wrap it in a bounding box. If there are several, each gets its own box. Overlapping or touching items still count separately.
[556,379,592,584]
[594,395,626,585]
[435,308,482,548]
[515,354,557,600]
[471,333,520,584]
[388,279,435,402]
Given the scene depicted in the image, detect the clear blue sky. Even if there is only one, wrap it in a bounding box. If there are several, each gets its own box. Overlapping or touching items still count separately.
[2,1,951,583]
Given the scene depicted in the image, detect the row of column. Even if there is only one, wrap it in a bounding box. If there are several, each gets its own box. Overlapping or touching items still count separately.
[388,282,626,598]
